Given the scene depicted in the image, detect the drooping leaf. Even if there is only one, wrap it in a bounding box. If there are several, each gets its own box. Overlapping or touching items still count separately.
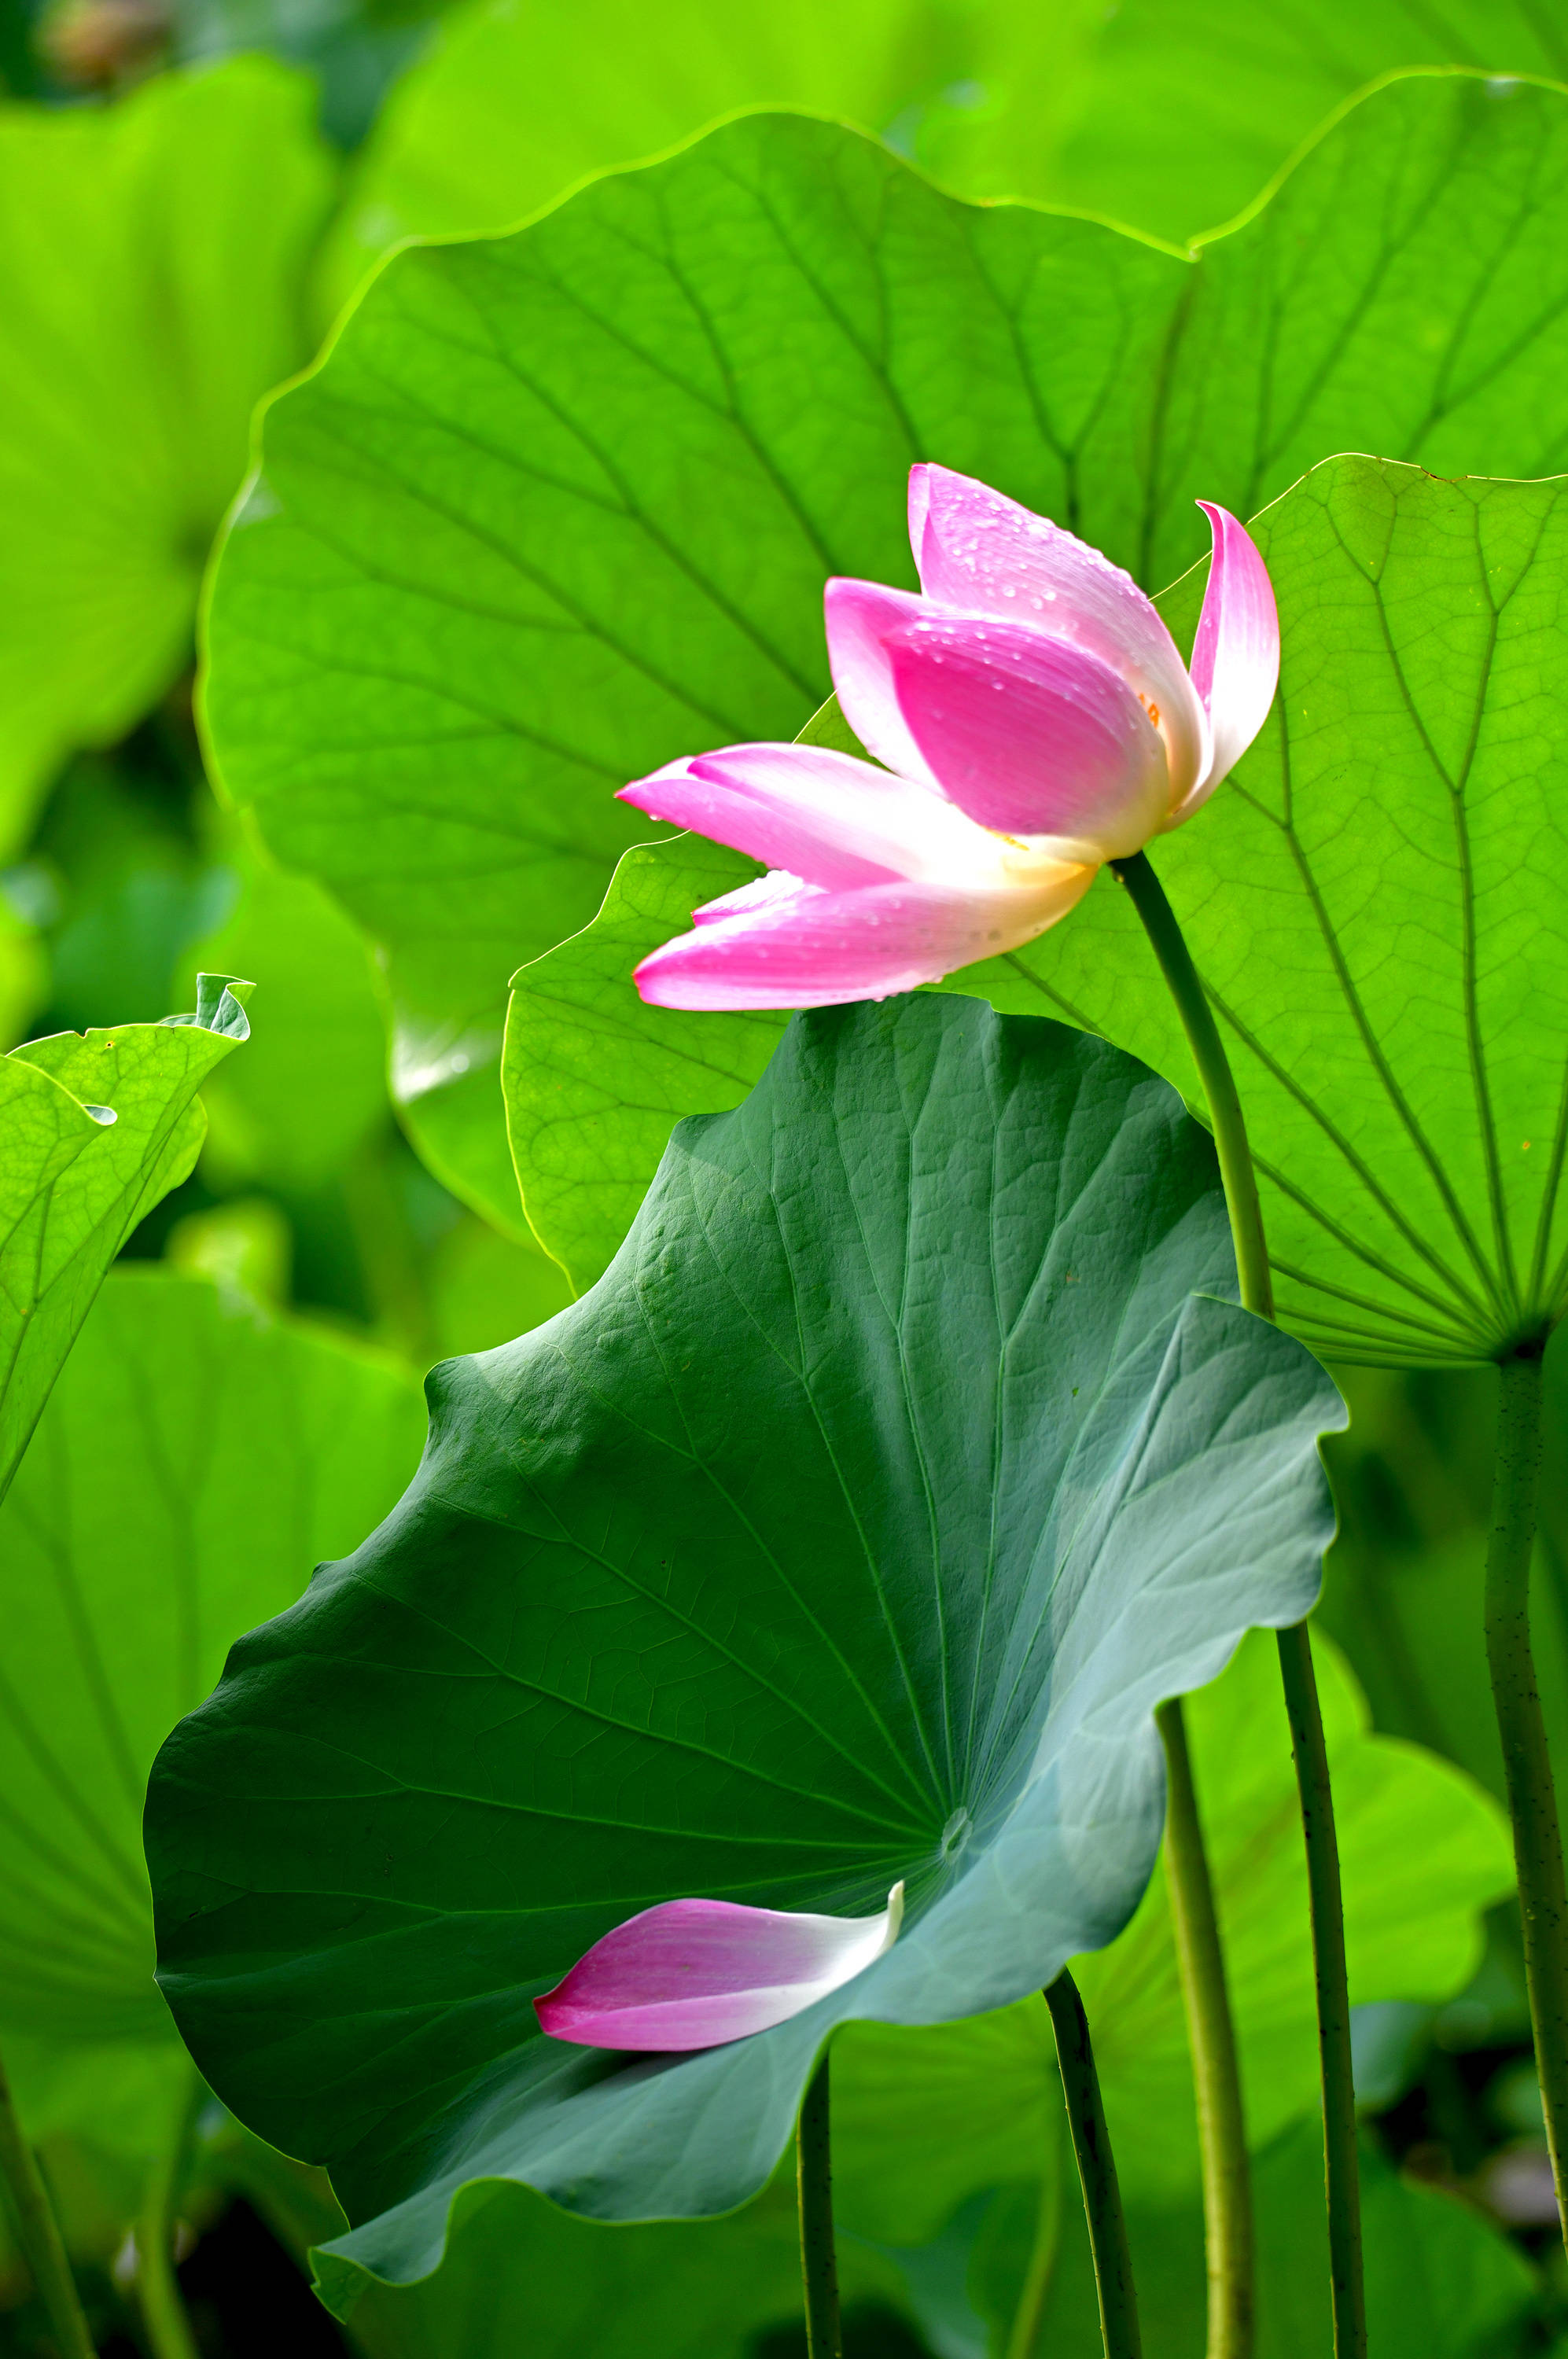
[205,72,1568,1229]
[0,974,251,1501]
[147,994,1341,2299]
[0,58,337,853]
[333,2173,910,2359]
[828,1627,1512,2242]
[0,1264,425,2048]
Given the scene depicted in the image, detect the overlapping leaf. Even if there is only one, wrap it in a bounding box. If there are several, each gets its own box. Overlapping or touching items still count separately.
[0,60,337,852]
[148,995,1341,2297]
[0,1265,425,2048]
[0,974,251,1500]
[205,70,1568,1228]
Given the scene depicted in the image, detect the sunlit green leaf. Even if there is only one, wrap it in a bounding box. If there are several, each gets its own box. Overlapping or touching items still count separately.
[178,842,388,1194]
[0,974,251,1500]
[0,1263,425,2048]
[207,73,1568,1231]
[148,994,1339,2297]
[830,1628,1511,2239]
[0,58,337,852]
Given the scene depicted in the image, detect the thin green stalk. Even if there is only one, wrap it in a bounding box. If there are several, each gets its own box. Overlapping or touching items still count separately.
[1157,1695,1253,2359]
[135,2077,204,2359]
[1274,1621,1364,2350]
[1484,1345,1568,2239]
[1004,2105,1063,2359]
[1043,1969,1141,2359]
[1113,848,1364,2359]
[797,2054,842,2359]
[0,2040,96,2359]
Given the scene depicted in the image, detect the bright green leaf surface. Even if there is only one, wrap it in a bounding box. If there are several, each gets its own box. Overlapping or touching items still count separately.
[0,974,251,1501]
[504,837,777,1291]
[830,1628,1511,2239]
[314,0,1104,317]
[1058,7,1566,247]
[956,457,1568,1366]
[148,995,1340,2295]
[178,844,388,1194]
[0,1264,425,2047]
[0,59,337,853]
[208,72,1568,1230]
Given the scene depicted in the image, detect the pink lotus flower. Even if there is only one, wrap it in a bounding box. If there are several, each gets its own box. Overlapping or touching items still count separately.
[536,1882,904,2052]
[620,466,1279,1010]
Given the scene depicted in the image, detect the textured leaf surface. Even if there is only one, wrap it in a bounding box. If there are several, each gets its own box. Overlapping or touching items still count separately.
[829,1628,1511,2239]
[0,1267,425,2045]
[206,71,1568,1228]
[0,61,336,852]
[148,994,1340,2291]
[0,976,251,1501]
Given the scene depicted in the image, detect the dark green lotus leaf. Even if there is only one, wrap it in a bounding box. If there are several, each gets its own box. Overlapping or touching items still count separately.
[0,974,252,1501]
[148,995,1341,2296]
[205,71,1568,1228]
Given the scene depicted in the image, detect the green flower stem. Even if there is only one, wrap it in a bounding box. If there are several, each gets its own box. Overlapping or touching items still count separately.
[1005,2104,1064,2359]
[0,2041,96,2359]
[1484,1345,1568,2239]
[797,2053,842,2359]
[1044,1969,1141,2359]
[135,2079,203,2359]
[1156,1694,1253,2359]
[1112,848,1365,2359]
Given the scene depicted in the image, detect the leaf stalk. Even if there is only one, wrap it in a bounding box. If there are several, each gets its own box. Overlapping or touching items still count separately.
[0,2041,97,2359]
[1483,1343,1568,2243]
[1043,1970,1141,2359]
[1156,1694,1254,2359]
[1113,846,1364,2359]
[797,2052,842,2359]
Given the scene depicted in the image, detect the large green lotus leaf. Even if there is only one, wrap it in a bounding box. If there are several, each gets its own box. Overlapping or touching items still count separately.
[0,1264,425,2047]
[176,842,388,1194]
[827,1627,1511,2241]
[0,60,337,856]
[950,456,1568,1367]
[147,995,1341,2300]
[335,2173,909,2358]
[1058,13,1565,248]
[205,70,1568,1232]
[312,0,1103,317]
[512,457,1568,1364]
[0,974,251,1502]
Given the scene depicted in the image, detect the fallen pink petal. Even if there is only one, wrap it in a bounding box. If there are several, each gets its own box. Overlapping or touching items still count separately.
[620,465,1279,1011]
[536,1882,906,2051]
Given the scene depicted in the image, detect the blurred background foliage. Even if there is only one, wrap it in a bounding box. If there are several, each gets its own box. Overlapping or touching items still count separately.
[3,0,1568,2352]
